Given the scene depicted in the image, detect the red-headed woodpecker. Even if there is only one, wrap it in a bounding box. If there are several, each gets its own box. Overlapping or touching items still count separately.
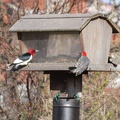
[10,49,39,71]
[69,51,90,76]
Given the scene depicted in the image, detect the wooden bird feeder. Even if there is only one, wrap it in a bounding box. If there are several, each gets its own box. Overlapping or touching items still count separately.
[10,13,120,120]
[9,13,119,71]
[9,13,120,92]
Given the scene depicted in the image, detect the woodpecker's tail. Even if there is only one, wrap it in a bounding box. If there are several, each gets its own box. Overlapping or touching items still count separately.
[68,67,76,73]
[108,57,117,68]
[9,63,14,67]
[112,63,117,67]
[11,65,18,71]
[11,64,27,71]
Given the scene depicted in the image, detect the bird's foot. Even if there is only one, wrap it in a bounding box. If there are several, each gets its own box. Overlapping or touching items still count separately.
[27,63,31,67]
[74,93,81,102]
[54,93,60,102]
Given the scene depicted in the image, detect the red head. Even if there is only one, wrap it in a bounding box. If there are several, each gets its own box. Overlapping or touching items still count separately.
[81,51,87,56]
[28,49,39,56]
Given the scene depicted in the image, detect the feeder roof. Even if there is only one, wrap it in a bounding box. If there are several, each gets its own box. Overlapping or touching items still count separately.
[9,13,120,33]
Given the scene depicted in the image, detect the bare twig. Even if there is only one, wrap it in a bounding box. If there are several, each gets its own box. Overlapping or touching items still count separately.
[0,106,9,119]
[86,95,110,119]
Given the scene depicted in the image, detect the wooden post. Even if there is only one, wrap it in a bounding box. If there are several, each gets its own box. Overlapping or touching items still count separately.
[66,74,82,97]
[48,71,82,96]
[51,72,81,120]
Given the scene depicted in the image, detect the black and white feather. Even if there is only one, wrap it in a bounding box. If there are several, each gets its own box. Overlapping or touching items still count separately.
[10,53,32,71]
[69,54,90,76]
[9,49,39,71]
[108,56,117,67]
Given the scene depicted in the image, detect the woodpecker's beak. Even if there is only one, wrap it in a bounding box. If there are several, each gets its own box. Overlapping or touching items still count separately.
[35,50,39,52]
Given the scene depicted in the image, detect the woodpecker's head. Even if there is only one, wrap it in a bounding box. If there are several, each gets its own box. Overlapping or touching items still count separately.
[81,51,87,56]
[28,49,39,56]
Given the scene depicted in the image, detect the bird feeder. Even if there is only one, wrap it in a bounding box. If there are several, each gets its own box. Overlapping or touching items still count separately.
[9,13,120,120]
[9,13,119,71]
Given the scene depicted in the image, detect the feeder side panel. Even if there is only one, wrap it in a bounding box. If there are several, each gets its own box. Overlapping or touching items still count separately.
[81,18,112,65]
[46,32,82,57]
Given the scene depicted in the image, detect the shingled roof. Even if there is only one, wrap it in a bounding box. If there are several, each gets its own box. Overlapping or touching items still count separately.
[9,13,120,33]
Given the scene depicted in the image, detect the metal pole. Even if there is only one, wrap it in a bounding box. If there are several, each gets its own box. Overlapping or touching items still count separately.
[53,98,80,120]
[50,72,82,120]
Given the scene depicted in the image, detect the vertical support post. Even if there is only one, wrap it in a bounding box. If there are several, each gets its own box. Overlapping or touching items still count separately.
[52,72,82,120]
[66,74,82,97]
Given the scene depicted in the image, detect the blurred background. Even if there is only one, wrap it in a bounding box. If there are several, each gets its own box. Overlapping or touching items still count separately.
[0,0,120,120]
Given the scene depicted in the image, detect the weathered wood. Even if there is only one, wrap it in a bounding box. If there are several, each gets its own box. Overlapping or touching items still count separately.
[9,13,120,71]
[19,32,82,62]
[66,74,82,97]
[49,71,66,92]
[81,18,112,65]
[7,63,120,71]
[46,32,81,57]
[21,32,49,59]
[48,71,82,97]
[9,13,119,33]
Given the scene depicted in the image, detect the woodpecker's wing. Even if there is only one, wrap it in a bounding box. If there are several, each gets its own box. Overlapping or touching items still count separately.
[69,54,81,71]
[75,54,82,67]
[74,56,90,76]
[18,53,31,61]
[12,53,31,64]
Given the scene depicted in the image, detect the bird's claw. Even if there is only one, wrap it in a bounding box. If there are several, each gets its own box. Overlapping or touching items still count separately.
[54,93,60,102]
[27,63,31,67]
[74,94,80,102]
